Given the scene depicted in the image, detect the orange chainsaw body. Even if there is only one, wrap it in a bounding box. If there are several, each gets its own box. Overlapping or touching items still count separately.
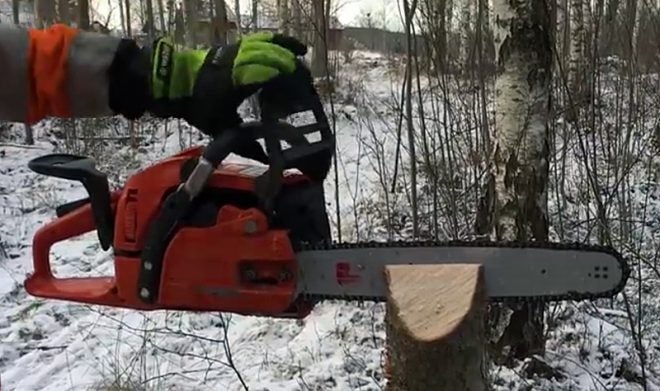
[26,146,323,318]
[26,68,334,318]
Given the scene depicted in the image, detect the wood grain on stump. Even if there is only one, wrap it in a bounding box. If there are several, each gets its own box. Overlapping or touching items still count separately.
[384,264,487,391]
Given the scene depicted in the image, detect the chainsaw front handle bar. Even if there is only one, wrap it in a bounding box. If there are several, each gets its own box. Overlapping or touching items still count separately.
[28,154,116,250]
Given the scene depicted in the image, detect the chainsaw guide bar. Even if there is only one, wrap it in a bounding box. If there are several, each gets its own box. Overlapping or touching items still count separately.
[295,240,631,304]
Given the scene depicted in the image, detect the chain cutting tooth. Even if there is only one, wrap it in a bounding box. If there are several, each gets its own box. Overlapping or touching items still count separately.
[296,239,631,304]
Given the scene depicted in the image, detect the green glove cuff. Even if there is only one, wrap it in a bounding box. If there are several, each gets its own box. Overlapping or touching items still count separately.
[151,37,208,100]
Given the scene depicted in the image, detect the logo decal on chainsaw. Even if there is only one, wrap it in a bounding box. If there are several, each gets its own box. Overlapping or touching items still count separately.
[336,262,361,285]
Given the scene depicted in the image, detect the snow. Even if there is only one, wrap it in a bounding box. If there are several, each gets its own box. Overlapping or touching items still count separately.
[0,50,659,390]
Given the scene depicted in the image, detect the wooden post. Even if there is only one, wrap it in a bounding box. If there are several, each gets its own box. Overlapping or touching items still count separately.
[384,264,487,391]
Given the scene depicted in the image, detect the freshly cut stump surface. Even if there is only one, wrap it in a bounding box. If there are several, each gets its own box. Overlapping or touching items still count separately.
[384,264,486,391]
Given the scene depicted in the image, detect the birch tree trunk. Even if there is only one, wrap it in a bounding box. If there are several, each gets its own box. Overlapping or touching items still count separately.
[12,0,19,24]
[446,0,454,65]
[403,0,419,238]
[124,0,132,36]
[420,0,447,73]
[118,0,126,34]
[57,0,70,23]
[78,0,89,30]
[156,0,166,33]
[558,0,570,72]
[628,0,641,58]
[213,0,228,44]
[174,3,186,43]
[476,0,553,363]
[292,0,302,40]
[311,0,328,77]
[35,0,57,27]
[183,0,197,46]
[252,0,258,30]
[604,0,620,54]
[569,0,585,96]
[13,0,34,145]
[460,0,472,66]
[145,0,156,38]
[235,0,242,36]
[277,0,290,35]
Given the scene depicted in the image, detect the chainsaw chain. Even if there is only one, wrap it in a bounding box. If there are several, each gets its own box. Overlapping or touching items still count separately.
[295,239,632,305]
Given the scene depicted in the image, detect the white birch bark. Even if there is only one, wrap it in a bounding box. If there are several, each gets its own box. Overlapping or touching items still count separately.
[477,0,552,359]
[569,0,585,94]
[156,0,167,33]
[558,0,570,71]
[460,0,473,64]
[35,0,57,27]
[277,0,290,35]
[235,0,243,36]
[292,0,303,40]
[213,0,228,43]
[252,0,258,30]
[489,0,551,241]
[311,0,328,77]
[57,0,70,23]
[631,0,641,58]
[183,0,197,46]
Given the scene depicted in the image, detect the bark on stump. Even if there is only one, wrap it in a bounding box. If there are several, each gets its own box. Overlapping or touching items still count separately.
[384,264,486,391]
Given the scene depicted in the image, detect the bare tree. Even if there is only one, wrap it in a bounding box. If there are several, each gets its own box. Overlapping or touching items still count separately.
[35,0,57,27]
[157,0,166,33]
[234,0,242,36]
[124,0,132,36]
[403,0,419,238]
[183,0,197,45]
[476,0,553,363]
[212,0,228,44]
[252,0,258,31]
[277,0,290,34]
[145,0,156,38]
[460,0,473,67]
[78,0,89,29]
[12,0,34,145]
[57,0,70,23]
[291,0,302,40]
[569,0,585,97]
[12,0,19,25]
[311,0,329,77]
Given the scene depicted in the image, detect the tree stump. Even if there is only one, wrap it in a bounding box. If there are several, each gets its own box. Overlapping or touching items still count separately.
[384,264,487,391]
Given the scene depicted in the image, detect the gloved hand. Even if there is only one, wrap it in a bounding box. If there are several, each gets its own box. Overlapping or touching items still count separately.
[146,32,308,138]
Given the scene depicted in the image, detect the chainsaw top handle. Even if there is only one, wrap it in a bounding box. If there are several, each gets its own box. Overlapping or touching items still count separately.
[202,59,334,181]
[28,154,115,250]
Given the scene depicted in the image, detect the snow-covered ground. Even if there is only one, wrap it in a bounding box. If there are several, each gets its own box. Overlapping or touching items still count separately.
[0,50,659,390]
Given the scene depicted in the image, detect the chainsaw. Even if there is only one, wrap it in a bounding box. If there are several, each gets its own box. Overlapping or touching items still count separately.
[23,69,630,319]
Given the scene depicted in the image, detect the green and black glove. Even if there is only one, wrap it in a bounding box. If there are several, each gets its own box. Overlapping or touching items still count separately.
[148,32,307,134]
[109,32,308,161]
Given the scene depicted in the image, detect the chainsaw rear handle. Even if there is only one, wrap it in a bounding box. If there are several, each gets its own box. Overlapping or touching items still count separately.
[28,154,115,250]
[30,191,121,279]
